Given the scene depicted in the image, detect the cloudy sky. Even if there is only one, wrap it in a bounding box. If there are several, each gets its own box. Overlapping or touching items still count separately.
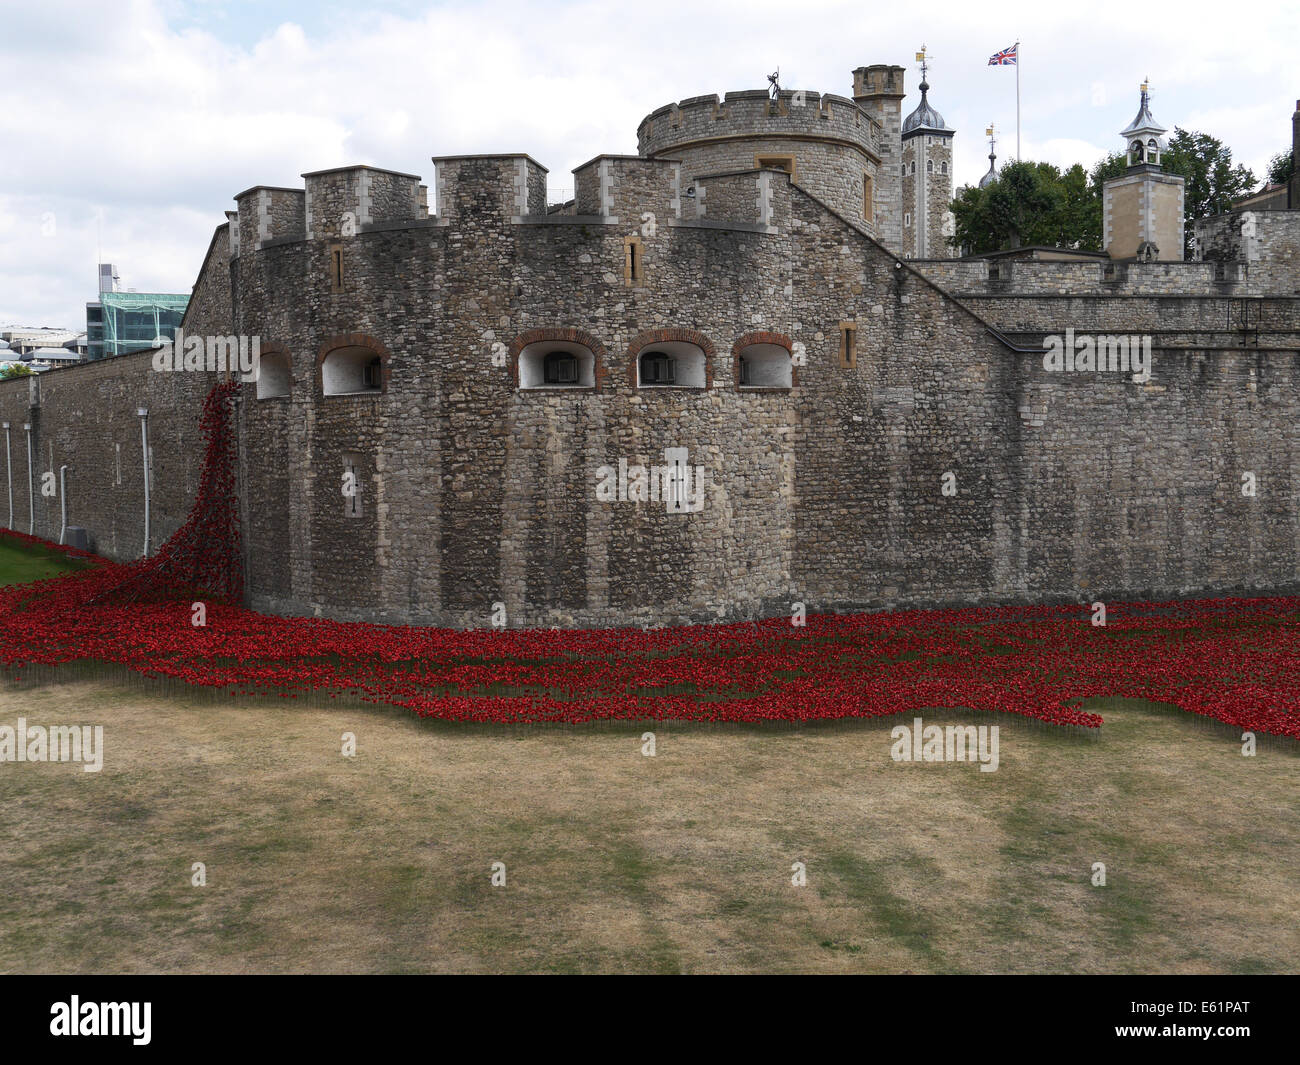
[3,0,1297,330]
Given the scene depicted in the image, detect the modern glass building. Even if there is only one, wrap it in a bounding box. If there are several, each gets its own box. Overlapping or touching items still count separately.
[85,264,189,361]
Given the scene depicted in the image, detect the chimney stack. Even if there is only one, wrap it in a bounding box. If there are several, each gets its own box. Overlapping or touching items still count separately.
[1291,99,1300,208]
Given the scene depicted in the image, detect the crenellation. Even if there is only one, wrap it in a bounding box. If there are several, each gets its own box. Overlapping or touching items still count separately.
[300,165,423,240]
[689,168,784,230]
[430,154,547,225]
[225,210,239,258]
[571,155,682,225]
[234,186,304,252]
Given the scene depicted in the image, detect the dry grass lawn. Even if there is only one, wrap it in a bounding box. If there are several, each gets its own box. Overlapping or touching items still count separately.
[0,679,1296,974]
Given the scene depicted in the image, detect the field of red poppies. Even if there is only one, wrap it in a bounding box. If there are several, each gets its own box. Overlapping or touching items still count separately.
[2,529,1298,735]
[1,383,1296,737]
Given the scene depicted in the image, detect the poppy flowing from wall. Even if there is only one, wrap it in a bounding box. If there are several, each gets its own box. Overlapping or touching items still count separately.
[92,381,243,606]
[0,381,1297,736]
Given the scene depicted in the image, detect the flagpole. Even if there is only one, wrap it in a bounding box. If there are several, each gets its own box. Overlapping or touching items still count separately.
[1016,39,1021,160]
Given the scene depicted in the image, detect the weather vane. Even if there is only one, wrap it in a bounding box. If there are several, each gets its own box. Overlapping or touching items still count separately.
[915,44,931,82]
[767,68,781,100]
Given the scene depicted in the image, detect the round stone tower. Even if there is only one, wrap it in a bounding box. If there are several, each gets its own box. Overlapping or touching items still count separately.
[637,80,889,241]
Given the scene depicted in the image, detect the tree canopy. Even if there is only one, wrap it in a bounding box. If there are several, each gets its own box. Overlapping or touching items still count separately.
[1267,149,1295,187]
[951,128,1256,257]
[951,160,1099,253]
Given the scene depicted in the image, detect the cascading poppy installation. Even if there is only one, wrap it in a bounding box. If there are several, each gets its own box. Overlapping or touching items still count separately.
[0,383,1297,737]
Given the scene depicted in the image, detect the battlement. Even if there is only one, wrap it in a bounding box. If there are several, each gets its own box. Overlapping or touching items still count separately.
[852,64,906,101]
[227,147,794,247]
[685,167,786,230]
[638,88,879,162]
[233,186,305,253]
[910,256,1286,297]
[1194,207,1300,292]
[572,155,682,222]
[229,167,428,254]
[303,165,424,240]
[431,154,548,224]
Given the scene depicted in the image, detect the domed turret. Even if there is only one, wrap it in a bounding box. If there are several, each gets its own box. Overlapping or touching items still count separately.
[900,47,956,258]
[979,125,997,188]
[902,78,953,136]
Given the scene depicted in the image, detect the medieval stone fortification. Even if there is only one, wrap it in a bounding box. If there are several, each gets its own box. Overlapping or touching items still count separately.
[2,66,1298,628]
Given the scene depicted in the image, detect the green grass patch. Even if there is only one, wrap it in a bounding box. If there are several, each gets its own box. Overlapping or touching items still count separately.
[0,539,91,586]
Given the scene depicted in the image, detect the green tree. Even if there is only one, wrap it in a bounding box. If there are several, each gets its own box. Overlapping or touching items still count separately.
[951,160,1063,253]
[953,160,1104,253]
[1052,163,1099,249]
[0,363,33,379]
[950,184,999,254]
[953,132,1257,258]
[1267,149,1295,187]
[1161,128,1256,254]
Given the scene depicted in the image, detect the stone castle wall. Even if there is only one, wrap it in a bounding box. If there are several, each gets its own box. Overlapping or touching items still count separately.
[4,150,1296,630]
[0,228,232,557]
[1194,208,1300,292]
[912,254,1292,297]
[3,87,1297,630]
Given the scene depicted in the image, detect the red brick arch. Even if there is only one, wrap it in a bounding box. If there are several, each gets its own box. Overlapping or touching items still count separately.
[732,330,797,390]
[626,328,717,389]
[508,327,608,390]
[316,333,391,395]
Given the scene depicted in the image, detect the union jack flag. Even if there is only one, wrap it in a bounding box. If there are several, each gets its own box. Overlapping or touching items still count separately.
[988,43,1017,66]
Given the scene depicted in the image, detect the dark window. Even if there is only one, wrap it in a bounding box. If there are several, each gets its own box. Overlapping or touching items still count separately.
[543,350,579,384]
[640,350,675,385]
[363,356,382,390]
[328,243,345,293]
[739,357,750,385]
